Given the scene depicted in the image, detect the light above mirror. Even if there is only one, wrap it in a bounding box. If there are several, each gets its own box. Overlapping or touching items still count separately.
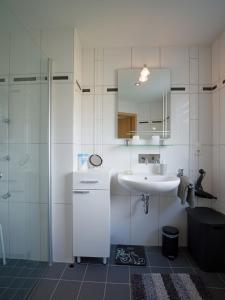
[117,68,171,141]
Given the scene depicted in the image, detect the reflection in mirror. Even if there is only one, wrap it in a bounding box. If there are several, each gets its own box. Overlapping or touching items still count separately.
[117,69,171,141]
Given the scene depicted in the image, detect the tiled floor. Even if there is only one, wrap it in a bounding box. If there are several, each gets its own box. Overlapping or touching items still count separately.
[1,247,225,299]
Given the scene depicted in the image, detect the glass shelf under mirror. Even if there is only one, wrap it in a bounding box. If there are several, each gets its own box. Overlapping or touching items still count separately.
[120,143,173,147]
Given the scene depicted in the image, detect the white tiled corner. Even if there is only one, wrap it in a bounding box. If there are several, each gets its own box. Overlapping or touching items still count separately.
[199,47,212,85]
[212,39,219,85]
[199,93,212,145]
[212,90,220,145]
[190,59,199,85]
[189,94,199,119]
[82,48,95,87]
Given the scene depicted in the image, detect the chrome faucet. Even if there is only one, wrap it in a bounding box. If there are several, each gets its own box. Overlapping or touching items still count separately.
[177,168,184,177]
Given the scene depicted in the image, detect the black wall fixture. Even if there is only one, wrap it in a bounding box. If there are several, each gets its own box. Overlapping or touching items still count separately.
[171,87,186,91]
[211,85,217,91]
[223,79,225,85]
[52,75,69,80]
[203,87,212,91]
[76,80,81,91]
[0,78,6,83]
[13,76,37,82]
[82,88,91,93]
[107,88,118,92]
[139,121,149,124]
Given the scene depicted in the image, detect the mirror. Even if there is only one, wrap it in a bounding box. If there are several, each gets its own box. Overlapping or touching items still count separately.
[117,68,171,140]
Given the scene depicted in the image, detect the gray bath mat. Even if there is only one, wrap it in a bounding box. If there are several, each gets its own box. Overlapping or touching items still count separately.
[115,245,146,266]
[131,273,212,300]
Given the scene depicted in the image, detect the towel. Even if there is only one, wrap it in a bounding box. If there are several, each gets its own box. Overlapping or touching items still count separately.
[177,176,195,207]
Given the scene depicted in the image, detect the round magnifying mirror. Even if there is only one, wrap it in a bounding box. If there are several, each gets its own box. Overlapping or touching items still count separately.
[89,154,103,167]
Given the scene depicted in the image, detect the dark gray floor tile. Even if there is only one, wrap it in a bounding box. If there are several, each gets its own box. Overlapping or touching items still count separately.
[150,267,172,273]
[78,257,104,264]
[29,268,46,278]
[22,278,38,289]
[197,271,225,288]
[145,246,162,254]
[62,264,87,281]
[107,266,129,283]
[148,253,170,267]
[130,266,150,277]
[0,277,14,288]
[3,259,19,267]
[0,288,18,300]
[172,267,196,274]
[16,268,33,278]
[78,282,105,300]
[43,263,66,279]
[208,288,225,300]
[9,278,26,288]
[84,265,107,282]
[105,283,130,300]
[30,279,58,300]
[51,280,80,300]
[0,289,5,296]
[169,254,191,267]
[13,289,30,300]
[0,267,15,277]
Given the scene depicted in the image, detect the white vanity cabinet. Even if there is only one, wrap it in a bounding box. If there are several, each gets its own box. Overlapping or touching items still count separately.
[72,169,111,264]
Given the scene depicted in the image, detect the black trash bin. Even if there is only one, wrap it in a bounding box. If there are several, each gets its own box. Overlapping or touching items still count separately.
[186,207,225,272]
[162,226,179,260]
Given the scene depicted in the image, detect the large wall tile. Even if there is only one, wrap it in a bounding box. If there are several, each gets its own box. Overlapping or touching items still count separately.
[220,86,225,144]
[52,203,73,262]
[212,39,219,85]
[219,30,225,80]
[103,47,131,86]
[131,47,160,68]
[199,47,212,85]
[199,93,212,145]
[0,33,10,75]
[82,48,95,87]
[212,90,220,145]
[52,83,74,143]
[161,47,189,85]
[52,144,73,204]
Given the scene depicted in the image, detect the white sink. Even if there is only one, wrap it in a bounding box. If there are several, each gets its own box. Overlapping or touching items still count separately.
[118,172,180,194]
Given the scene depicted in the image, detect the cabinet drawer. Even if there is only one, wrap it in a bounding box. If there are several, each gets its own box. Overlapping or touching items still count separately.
[73,170,110,190]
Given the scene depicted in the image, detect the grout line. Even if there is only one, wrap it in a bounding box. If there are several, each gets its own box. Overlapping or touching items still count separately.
[49,264,68,300]
[75,263,88,300]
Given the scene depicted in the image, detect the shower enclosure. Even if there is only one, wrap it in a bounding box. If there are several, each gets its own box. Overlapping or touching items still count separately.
[0,2,51,265]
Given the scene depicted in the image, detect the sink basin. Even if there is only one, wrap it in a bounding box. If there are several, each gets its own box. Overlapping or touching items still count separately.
[118,173,180,194]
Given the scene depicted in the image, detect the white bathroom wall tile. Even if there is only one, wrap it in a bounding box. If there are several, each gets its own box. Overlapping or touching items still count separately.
[73,143,81,172]
[131,47,160,68]
[199,93,212,145]
[196,198,212,208]
[39,144,49,204]
[198,145,212,193]
[189,85,199,94]
[95,60,104,86]
[40,204,49,261]
[102,145,130,171]
[131,195,159,245]
[212,39,219,85]
[0,86,9,144]
[170,94,189,144]
[52,144,73,204]
[190,59,199,85]
[199,47,212,85]
[212,146,220,198]
[74,29,82,84]
[220,86,225,144]
[103,47,131,86]
[213,201,225,215]
[73,91,82,144]
[81,94,94,145]
[0,202,9,257]
[102,95,116,144]
[189,47,199,59]
[0,32,10,75]
[52,83,74,143]
[189,94,199,119]
[130,146,160,173]
[41,29,74,73]
[160,146,189,176]
[219,30,225,80]
[110,195,131,245]
[190,119,198,145]
[40,82,49,143]
[9,84,41,143]
[82,48,95,87]
[189,145,199,176]
[161,47,189,85]
[28,203,41,260]
[10,30,41,75]
[52,203,73,262]
[212,90,220,145]
[9,202,29,258]
[159,197,187,246]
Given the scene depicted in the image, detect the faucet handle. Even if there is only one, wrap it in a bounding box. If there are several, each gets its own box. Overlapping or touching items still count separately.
[177,168,184,177]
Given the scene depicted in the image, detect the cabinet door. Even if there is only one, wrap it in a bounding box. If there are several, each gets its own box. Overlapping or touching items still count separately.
[73,190,110,258]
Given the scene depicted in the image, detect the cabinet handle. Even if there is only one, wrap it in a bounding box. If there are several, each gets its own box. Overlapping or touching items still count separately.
[73,191,90,194]
[80,180,99,184]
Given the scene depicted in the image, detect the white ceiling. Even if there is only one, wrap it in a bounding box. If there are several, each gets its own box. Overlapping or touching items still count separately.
[5,0,225,47]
